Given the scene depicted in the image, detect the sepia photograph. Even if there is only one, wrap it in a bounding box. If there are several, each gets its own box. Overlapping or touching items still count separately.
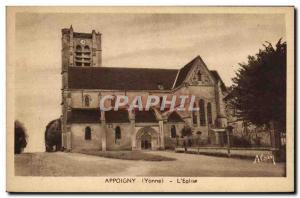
[6,6,294,192]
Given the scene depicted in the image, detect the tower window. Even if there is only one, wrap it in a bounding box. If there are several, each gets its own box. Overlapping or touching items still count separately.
[199,99,206,126]
[74,44,91,67]
[85,126,91,140]
[84,45,90,51]
[84,95,91,107]
[171,125,176,138]
[76,45,82,51]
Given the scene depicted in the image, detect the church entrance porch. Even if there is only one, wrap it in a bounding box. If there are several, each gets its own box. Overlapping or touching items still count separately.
[141,132,152,150]
[136,127,159,150]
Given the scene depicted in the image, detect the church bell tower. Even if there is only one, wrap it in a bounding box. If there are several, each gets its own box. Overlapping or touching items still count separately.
[60,26,102,150]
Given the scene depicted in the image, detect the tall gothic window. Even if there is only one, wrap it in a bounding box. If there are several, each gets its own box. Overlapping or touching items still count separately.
[199,99,206,126]
[207,102,213,125]
[85,126,91,140]
[171,125,176,138]
[192,102,197,124]
[84,95,90,107]
[115,126,121,143]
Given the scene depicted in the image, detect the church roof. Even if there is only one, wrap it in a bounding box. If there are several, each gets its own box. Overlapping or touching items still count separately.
[105,110,130,123]
[173,56,199,88]
[167,111,184,123]
[68,67,178,90]
[67,109,101,123]
[135,109,157,123]
[209,70,227,91]
[68,56,226,91]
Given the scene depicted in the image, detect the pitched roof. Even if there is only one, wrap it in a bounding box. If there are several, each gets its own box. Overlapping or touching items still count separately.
[173,56,199,88]
[209,70,227,91]
[135,109,157,123]
[68,67,178,90]
[67,109,101,123]
[167,111,184,123]
[68,56,226,92]
[105,110,130,123]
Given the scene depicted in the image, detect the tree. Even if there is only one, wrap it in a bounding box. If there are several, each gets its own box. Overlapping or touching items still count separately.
[45,118,62,152]
[228,39,286,150]
[15,120,27,154]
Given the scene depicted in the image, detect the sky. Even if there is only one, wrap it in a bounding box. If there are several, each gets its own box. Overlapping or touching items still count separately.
[14,12,285,152]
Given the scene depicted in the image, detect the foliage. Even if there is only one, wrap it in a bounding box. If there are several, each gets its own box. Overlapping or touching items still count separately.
[15,120,27,154]
[231,136,252,148]
[45,118,62,152]
[228,39,286,131]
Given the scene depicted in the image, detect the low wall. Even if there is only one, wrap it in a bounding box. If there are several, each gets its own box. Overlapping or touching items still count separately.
[175,146,277,158]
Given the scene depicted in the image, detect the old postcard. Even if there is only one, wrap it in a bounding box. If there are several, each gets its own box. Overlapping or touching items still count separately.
[7,6,294,192]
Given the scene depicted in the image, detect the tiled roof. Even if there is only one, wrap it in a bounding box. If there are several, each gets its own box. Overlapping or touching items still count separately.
[67,109,100,123]
[135,109,157,123]
[173,56,199,88]
[68,67,178,90]
[105,110,130,123]
[167,111,184,123]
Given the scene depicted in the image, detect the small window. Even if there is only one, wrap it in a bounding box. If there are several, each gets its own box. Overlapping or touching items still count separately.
[84,45,90,51]
[171,125,176,138]
[85,126,91,140]
[76,45,82,51]
[84,95,91,107]
[197,71,202,81]
[115,126,121,143]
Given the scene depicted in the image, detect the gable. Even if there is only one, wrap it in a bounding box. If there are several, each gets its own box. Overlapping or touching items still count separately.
[174,56,216,88]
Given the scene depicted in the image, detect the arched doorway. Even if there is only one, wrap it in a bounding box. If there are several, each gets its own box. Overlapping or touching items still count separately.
[136,127,159,150]
[141,132,152,150]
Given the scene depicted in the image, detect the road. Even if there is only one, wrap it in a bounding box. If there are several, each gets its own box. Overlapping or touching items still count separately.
[15,151,285,177]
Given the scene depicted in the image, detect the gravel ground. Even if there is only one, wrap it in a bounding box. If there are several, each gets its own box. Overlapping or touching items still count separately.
[15,151,285,177]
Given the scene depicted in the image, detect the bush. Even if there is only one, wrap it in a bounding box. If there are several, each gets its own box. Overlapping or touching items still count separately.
[231,136,251,147]
[15,120,27,154]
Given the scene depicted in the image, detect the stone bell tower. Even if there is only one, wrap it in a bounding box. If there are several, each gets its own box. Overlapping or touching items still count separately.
[60,25,102,150]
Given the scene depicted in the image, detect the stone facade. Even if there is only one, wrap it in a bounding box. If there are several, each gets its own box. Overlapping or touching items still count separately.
[61,26,228,151]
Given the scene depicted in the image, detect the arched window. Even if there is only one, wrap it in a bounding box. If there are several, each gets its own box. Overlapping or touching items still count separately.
[84,45,90,51]
[192,102,197,124]
[85,126,91,140]
[207,102,213,125]
[197,71,202,81]
[115,126,121,143]
[83,45,91,66]
[199,99,206,126]
[76,45,82,51]
[171,125,176,138]
[84,95,90,107]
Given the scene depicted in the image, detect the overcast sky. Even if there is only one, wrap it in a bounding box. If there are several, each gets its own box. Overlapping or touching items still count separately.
[15,13,285,152]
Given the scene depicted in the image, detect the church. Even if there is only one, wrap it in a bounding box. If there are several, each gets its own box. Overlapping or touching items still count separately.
[61,26,228,151]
